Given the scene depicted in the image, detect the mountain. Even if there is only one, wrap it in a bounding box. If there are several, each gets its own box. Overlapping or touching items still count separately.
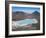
[12,11,25,21]
[32,11,40,15]
[13,11,25,15]
[31,11,40,21]
[12,11,40,21]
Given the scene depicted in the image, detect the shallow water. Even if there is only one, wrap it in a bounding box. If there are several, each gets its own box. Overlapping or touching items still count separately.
[12,18,38,26]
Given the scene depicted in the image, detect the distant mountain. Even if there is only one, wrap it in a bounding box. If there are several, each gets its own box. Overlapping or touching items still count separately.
[13,11,25,15]
[32,11,40,15]
[12,11,40,21]
[32,11,40,22]
[12,11,25,21]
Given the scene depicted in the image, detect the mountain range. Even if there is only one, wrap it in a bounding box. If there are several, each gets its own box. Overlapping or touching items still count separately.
[12,11,40,21]
[13,11,40,14]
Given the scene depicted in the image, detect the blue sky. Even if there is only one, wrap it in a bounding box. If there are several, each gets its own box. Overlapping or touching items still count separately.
[12,7,40,14]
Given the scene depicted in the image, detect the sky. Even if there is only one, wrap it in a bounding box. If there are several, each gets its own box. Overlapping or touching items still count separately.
[12,7,40,14]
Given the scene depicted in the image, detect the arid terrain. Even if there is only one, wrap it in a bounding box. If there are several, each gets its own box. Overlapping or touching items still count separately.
[12,11,40,31]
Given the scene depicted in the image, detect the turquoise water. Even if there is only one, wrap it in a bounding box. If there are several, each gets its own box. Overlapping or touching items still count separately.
[13,19,38,26]
[18,19,32,24]
[16,19,33,26]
